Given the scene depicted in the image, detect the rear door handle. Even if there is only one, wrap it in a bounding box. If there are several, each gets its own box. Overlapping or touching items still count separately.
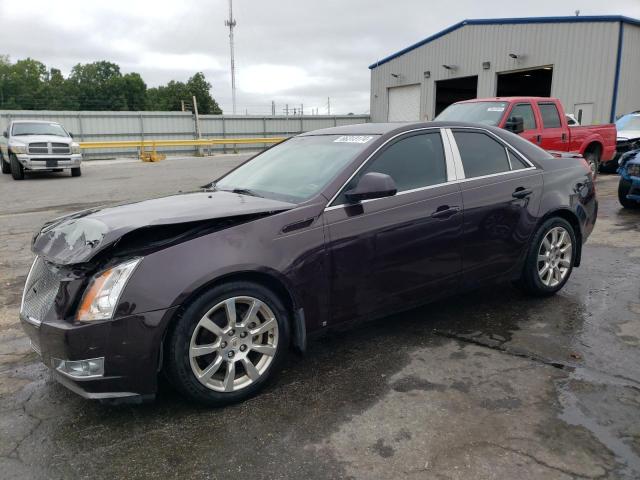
[512,187,533,199]
[536,135,542,143]
[431,205,461,219]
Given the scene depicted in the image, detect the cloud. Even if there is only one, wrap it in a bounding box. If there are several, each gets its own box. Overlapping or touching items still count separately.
[1,0,639,114]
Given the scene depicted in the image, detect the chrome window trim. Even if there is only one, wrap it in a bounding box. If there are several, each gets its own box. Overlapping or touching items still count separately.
[443,128,466,180]
[324,126,447,208]
[505,146,513,169]
[324,125,538,212]
[440,128,458,182]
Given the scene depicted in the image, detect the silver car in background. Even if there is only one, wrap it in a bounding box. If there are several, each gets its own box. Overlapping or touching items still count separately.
[0,120,82,180]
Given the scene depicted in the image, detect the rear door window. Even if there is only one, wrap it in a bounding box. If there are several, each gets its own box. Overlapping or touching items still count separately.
[453,131,511,178]
[538,103,562,128]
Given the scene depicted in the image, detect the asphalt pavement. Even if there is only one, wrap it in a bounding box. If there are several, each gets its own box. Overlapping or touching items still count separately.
[0,156,639,479]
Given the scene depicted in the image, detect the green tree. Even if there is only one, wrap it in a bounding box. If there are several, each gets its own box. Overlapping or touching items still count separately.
[43,68,79,110]
[69,61,127,110]
[2,58,48,109]
[122,72,147,110]
[186,72,221,114]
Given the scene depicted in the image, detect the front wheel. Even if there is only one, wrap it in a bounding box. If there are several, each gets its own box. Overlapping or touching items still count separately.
[618,178,640,209]
[10,154,24,180]
[164,281,290,406]
[517,218,577,297]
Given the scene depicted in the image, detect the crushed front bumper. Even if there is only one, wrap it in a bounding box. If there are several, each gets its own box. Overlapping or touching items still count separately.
[20,306,179,401]
[17,154,82,171]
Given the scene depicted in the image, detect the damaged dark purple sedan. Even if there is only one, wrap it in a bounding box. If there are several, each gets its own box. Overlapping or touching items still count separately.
[20,122,597,405]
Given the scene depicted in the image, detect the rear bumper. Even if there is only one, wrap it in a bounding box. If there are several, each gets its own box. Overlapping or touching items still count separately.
[20,306,179,400]
[17,154,82,170]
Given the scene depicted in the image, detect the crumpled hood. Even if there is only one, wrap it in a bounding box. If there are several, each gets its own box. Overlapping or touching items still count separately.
[617,129,640,141]
[33,191,295,265]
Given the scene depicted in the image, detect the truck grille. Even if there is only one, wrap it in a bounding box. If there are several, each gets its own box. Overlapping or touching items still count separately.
[28,142,49,155]
[52,143,71,154]
[27,142,71,155]
[21,257,60,324]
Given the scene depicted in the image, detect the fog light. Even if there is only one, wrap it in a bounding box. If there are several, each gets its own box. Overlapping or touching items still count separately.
[52,357,104,379]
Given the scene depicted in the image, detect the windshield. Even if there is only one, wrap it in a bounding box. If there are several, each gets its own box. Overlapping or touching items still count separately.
[215,134,378,203]
[616,115,640,133]
[12,122,68,137]
[436,101,508,125]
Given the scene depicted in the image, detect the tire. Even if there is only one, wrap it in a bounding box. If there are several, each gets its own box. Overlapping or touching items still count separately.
[164,281,290,406]
[71,167,81,177]
[618,178,640,209]
[10,154,24,180]
[584,149,600,179]
[0,153,10,174]
[518,217,577,297]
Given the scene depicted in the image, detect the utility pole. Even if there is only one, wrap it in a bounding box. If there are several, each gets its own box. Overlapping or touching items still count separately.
[327,97,331,115]
[181,100,185,112]
[271,100,275,115]
[301,104,304,116]
[225,0,237,114]
[193,95,202,155]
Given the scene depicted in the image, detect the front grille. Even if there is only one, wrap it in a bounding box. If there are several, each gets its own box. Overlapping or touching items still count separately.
[617,139,640,156]
[28,142,49,155]
[21,257,60,324]
[52,143,71,154]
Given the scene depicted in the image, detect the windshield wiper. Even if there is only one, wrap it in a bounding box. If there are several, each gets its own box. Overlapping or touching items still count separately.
[230,188,263,198]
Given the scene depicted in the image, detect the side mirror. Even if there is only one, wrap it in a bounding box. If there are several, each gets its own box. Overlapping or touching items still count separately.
[505,116,525,134]
[2,131,7,138]
[68,132,74,138]
[345,172,397,203]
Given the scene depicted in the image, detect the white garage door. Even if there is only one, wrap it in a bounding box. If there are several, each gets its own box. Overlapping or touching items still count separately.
[388,84,421,122]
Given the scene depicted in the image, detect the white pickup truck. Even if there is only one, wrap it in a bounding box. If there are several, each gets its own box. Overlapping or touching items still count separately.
[0,120,82,180]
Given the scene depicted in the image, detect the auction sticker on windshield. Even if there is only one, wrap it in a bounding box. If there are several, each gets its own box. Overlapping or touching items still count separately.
[487,107,505,112]
[334,135,375,144]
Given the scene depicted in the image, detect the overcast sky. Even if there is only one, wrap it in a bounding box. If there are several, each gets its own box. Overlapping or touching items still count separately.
[1,0,639,115]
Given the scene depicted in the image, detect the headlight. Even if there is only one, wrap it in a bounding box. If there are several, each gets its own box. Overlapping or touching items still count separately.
[628,164,640,177]
[10,144,27,154]
[71,143,81,154]
[77,258,142,322]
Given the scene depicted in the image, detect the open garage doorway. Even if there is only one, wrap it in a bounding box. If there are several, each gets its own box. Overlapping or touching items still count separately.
[496,66,553,97]
[435,76,478,117]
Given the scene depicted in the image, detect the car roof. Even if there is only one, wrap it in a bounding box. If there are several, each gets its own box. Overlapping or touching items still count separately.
[12,120,61,124]
[456,97,557,104]
[300,121,504,137]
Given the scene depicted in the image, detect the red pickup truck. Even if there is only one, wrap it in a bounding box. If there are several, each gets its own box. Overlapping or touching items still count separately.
[437,97,617,175]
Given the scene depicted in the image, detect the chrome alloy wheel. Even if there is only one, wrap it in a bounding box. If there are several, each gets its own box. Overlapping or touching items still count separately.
[189,296,279,392]
[537,226,573,287]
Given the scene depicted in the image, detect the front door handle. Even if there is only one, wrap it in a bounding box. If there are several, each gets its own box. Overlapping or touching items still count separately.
[431,205,461,219]
[536,135,542,143]
[512,187,533,199]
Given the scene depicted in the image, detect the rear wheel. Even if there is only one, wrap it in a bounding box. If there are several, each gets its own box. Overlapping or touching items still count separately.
[0,153,10,174]
[165,281,290,406]
[518,217,576,297]
[618,178,640,209]
[71,167,82,177]
[10,154,24,180]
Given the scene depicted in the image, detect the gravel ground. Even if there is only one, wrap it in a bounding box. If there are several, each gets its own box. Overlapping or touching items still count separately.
[0,156,639,480]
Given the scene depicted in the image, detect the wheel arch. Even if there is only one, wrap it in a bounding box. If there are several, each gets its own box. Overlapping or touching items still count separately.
[535,208,583,267]
[161,269,305,367]
[582,140,603,158]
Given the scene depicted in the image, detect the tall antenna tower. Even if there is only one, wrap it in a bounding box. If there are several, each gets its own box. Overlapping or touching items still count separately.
[225,0,237,114]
